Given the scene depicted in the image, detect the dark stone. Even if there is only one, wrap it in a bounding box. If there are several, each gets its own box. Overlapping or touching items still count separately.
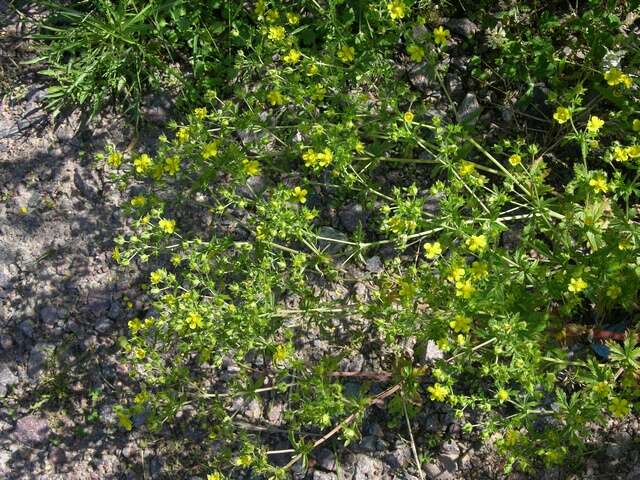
[447,18,479,39]
[339,203,367,233]
[315,448,336,471]
[39,306,60,324]
[49,446,67,465]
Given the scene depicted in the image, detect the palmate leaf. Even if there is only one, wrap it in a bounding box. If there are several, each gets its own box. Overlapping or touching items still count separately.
[608,335,640,369]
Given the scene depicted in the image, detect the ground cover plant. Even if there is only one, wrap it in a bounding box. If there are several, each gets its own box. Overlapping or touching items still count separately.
[83,0,640,477]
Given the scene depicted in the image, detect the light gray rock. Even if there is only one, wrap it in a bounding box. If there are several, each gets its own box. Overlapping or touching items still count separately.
[28,343,54,380]
[317,226,349,255]
[237,175,268,200]
[313,471,337,480]
[243,398,262,420]
[365,256,383,273]
[385,444,412,469]
[417,340,444,363]
[0,449,10,474]
[352,454,385,480]
[437,440,460,473]
[457,93,481,125]
[0,366,18,397]
[14,415,50,446]
[424,462,454,480]
[266,401,284,425]
[95,318,113,334]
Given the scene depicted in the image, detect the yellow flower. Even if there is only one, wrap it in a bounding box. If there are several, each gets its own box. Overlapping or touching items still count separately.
[403,111,414,123]
[606,285,621,299]
[283,49,302,64]
[437,338,450,352]
[307,63,319,76]
[267,90,285,106]
[593,381,610,395]
[134,347,146,360]
[508,154,521,166]
[604,68,632,88]
[633,119,640,132]
[171,254,182,266]
[131,195,146,207]
[158,218,176,234]
[187,311,203,330]
[447,266,465,283]
[273,344,288,363]
[496,389,510,403]
[317,148,334,167]
[459,161,475,176]
[567,276,587,293]
[337,45,355,63]
[303,149,317,167]
[449,314,471,333]
[176,127,190,143]
[133,153,153,174]
[193,107,207,120]
[291,186,308,203]
[286,12,300,25]
[310,83,326,102]
[553,106,571,124]
[117,412,133,431]
[387,0,406,20]
[619,239,632,250]
[423,241,442,259]
[243,159,261,176]
[149,269,164,285]
[504,429,520,447]
[128,318,143,334]
[627,145,640,158]
[589,175,608,193]
[586,115,604,134]
[609,397,631,417]
[471,261,488,279]
[235,455,253,467]
[427,383,449,402]
[455,279,476,298]
[604,68,624,86]
[355,141,365,154]
[433,26,450,47]
[406,44,425,62]
[613,145,629,162]
[466,234,487,253]
[107,151,124,168]
[164,156,180,175]
[268,25,285,41]
[265,9,279,22]
[206,473,222,480]
[202,141,219,159]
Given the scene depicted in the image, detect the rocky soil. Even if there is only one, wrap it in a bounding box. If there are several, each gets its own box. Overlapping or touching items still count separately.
[2,3,640,480]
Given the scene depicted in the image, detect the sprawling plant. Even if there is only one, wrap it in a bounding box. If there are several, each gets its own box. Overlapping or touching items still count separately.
[104,1,640,477]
